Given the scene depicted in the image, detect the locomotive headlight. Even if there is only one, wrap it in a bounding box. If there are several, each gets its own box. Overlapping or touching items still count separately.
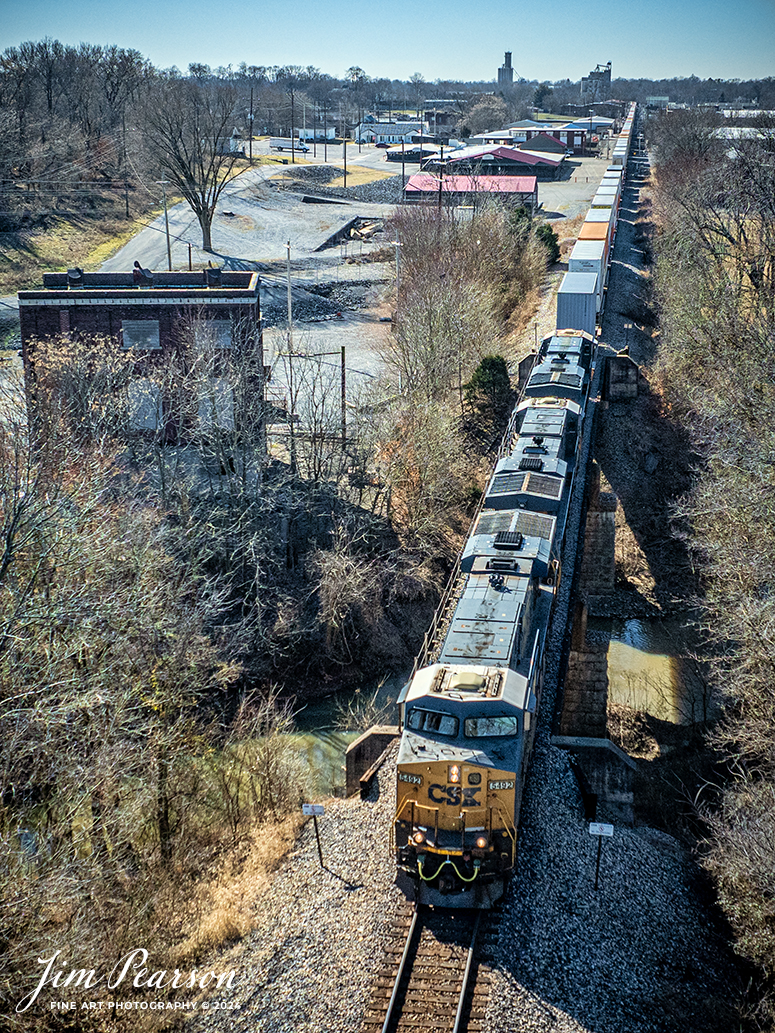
[475,835,488,850]
[413,831,426,845]
[448,764,461,784]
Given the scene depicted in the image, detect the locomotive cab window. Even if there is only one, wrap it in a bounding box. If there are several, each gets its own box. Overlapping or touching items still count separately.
[406,708,459,737]
[464,715,519,737]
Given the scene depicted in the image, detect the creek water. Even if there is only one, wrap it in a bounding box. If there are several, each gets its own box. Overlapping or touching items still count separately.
[589,617,710,725]
[290,672,405,795]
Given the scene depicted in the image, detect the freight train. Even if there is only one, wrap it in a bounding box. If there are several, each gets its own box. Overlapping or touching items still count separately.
[391,105,637,908]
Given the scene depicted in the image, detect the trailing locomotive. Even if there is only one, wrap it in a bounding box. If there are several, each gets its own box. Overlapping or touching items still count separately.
[392,330,596,908]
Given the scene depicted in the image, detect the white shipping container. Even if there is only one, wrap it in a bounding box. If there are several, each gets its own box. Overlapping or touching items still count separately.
[569,240,607,312]
[585,206,615,231]
[557,272,598,337]
[592,190,620,225]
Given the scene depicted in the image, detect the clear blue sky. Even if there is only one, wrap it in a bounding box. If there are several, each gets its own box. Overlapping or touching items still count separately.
[3,0,774,83]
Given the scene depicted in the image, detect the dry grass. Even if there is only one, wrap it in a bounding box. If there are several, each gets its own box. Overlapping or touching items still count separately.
[174,815,304,965]
[608,702,661,759]
[551,212,586,258]
[327,166,394,188]
[255,154,311,166]
[0,206,163,295]
[614,502,656,595]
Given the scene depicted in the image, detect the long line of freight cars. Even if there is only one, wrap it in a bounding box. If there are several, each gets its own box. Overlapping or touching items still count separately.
[556,103,638,337]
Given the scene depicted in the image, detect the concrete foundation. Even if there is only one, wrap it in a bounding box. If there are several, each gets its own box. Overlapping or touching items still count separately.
[345,725,399,797]
[579,462,617,599]
[604,350,639,401]
[553,736,636,824]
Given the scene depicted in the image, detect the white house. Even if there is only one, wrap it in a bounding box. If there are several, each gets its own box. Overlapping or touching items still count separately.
[356,121,428,144]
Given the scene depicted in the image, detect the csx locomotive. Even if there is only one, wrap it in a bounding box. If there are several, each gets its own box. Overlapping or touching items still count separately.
[392,329,596,908]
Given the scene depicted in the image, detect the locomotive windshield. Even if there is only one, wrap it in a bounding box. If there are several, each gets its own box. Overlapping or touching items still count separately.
[406,708,459,736]
[464,715,519,737]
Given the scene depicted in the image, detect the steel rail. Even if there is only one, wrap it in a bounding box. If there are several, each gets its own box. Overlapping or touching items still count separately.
[380,903,419,1033]
[451,909,482,1033]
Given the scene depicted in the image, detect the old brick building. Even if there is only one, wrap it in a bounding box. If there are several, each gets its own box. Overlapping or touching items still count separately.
[18,268,264,441]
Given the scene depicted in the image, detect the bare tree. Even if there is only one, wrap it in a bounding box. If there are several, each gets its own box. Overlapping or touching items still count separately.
[142,72,243,250]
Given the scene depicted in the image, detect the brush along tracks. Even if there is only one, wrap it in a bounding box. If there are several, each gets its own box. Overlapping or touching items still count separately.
[361,903,499,1033]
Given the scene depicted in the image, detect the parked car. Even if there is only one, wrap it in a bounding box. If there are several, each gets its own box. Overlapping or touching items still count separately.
[375,142,390,148]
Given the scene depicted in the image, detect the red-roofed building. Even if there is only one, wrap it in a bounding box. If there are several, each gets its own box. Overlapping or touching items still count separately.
[404,173,538,211]
[423,145,563,179]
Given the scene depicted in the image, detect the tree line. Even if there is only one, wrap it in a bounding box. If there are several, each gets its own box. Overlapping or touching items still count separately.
[648,107,775,1028]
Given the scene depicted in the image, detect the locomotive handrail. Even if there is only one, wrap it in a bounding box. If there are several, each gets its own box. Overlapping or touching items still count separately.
[489,802,518,866]
[391,796,440,852]
[410,349,541,679]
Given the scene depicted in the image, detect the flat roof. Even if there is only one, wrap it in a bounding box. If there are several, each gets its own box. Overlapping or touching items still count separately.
[19,270,260,305]
[406,173,537,195]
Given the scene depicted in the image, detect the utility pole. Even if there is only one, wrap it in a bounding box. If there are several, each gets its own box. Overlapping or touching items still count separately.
[286,240,297,473]
[157,175,173,271]
[122,111,130,219]
[290,90,295,164]
[343,135,347,188]
[248,87,254,164]
[437,144,445,214]
[341,345,346,445]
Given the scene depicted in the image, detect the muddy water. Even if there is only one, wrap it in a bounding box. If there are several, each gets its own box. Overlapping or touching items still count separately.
[589,618,711,725]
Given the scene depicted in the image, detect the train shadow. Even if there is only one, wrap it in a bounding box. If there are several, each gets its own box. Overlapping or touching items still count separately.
[595,160,698,606]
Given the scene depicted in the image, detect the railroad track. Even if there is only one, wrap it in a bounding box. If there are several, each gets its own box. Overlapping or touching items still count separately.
[361,903,498,1033]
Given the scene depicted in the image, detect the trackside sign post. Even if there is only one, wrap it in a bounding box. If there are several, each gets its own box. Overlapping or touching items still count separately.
[588,822,614,891]
[303,804,325,866]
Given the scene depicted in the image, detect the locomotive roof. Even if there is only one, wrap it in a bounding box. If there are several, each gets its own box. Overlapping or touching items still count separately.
[485,462,568,514]
[461,530,551,577]
[505,429,565,468]
[403,663,532,712]
[474,507,558,543]
[440,570,530,665]
[519,409,570,439]
[524,357,588,400]
[516,395,583,419]
[541,328,594,347]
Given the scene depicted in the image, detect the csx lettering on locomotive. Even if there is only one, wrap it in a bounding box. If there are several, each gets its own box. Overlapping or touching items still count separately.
[427,784,482,806]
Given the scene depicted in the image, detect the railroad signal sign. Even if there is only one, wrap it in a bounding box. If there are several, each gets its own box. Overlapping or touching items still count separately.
[588,822,614,837]
[588,822,614,889]
[303,804,325,866]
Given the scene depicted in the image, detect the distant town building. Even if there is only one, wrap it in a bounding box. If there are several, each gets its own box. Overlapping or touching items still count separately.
[475,123,590,156]
[404,172,537,211]
[356,121,426,144]
[497,52,515,89]
[423,144,564,179]
[580,63,612,102]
